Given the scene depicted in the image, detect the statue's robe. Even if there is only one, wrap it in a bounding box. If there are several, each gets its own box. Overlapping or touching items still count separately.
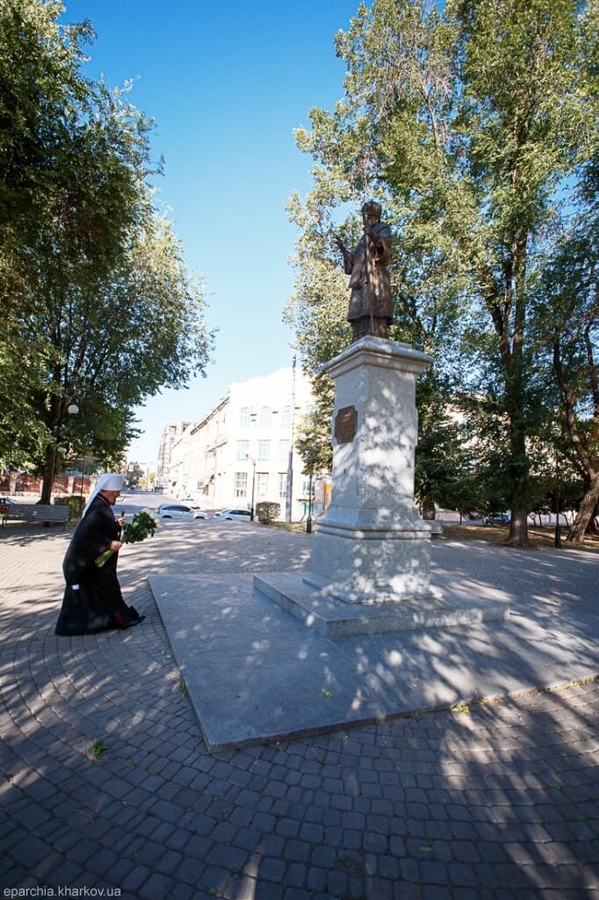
[344,221,393,324]
[55,494,132,635]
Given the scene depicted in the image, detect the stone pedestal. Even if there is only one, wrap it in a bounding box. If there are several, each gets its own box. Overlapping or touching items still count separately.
[303,336,435,604]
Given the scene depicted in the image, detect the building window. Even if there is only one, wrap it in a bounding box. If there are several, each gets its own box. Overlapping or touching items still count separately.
[259,406,272,426]
[256,472,269,497]
[258,440,270,462]
[278,473,288,499]
[234,472,247,498]
[239,407,250,427]
[281,405,292,425]
[237,440,249,461]
[279,439,290,464]
[302,478,314,497]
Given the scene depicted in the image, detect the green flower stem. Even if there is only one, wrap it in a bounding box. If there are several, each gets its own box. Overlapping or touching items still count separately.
[95,548,115,567]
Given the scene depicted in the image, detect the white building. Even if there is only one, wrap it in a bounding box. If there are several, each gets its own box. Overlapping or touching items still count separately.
[157,422,193,486]
[166,367,315,520]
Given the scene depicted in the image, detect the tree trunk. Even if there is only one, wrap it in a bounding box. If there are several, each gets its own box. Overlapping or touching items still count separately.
[39,443,57,504]
[567,474,599,543]
[505,404,529,546]
[422,498,436,520]
[586,505,599,535]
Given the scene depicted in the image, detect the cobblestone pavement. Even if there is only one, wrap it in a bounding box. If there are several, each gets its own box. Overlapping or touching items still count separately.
[1,522,598,900]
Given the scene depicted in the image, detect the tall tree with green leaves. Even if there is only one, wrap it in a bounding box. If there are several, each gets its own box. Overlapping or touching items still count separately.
[532,154,599,540]
[288,0,597,544]
[0,0,212,498]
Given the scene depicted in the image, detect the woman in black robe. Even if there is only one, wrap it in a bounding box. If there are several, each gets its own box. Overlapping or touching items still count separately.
[55,477,144,636]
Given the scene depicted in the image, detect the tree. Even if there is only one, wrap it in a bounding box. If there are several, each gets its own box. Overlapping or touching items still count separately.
[288,0,598,545]
[0,1,212,498]
[532,156,599,540]
[8,211,211,502]
[126,462,145,488]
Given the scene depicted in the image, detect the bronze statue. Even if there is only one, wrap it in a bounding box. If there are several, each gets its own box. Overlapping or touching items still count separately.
[335,201,393,342]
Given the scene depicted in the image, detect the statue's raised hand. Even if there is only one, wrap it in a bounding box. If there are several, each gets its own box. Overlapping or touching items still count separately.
[333,234,346,254]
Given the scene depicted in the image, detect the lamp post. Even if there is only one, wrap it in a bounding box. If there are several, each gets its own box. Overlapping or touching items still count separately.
[246,455,256,521]
[306,471,314,534]
[553,429,562,549]
[43,401,79,506]
[554,459,562,549]
[79,453,91,507]
[297,430,316,535]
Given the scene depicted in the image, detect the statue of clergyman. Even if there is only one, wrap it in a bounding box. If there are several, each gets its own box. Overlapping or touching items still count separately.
[334,201,394,342]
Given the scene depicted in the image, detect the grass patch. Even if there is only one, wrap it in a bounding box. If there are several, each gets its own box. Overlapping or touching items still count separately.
[89,738,107,759]
[442,524,599,553]
[268,521,313,534]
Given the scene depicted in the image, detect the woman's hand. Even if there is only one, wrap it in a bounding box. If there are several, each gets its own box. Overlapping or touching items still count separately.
[110,540,123,552]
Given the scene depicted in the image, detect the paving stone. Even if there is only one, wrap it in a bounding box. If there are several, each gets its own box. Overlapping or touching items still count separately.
[121,865,152,892]
[311,845,338,868]
[173,856,206,885]
[276,817,301,838]
[255,882,285,900]
[307,866,327,892]
[282,889,312,900]
[208,842,247,870]
[1,524,598,900]
[139,872,177,899]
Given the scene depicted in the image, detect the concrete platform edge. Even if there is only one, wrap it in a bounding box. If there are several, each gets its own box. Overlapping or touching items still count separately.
[254,572,512,636]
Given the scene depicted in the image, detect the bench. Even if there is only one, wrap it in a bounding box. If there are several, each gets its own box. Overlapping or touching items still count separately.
[0,503,70,529]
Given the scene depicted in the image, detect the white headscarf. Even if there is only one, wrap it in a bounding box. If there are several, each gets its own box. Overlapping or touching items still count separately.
[82,473,125,518]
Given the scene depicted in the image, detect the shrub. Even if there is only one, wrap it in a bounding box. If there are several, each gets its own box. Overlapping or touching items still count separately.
[256,501,281,524]
[54,495,86,520]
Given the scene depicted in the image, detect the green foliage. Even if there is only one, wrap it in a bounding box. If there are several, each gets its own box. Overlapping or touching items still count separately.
[89,738,106,759]
[256,502,281,524]
[53,494,85,521]
[287,0,599,542]
[0,0,213,491]
[529,163,599,538]
[121,509,159,544]
[295,385,334,476]
[126,463,145,487]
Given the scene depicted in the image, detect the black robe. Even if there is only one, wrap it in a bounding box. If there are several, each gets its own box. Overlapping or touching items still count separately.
[55,494,133,635]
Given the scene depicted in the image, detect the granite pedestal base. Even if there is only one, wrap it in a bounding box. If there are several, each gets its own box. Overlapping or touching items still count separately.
[306,520,435,604]
[309,336,437,604]
[254,572,511,636]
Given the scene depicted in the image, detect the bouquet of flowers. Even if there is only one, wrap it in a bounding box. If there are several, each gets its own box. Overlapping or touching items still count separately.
[95,509,159,567]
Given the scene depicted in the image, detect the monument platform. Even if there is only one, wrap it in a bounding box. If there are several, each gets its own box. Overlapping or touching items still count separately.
[148,542,599,752]
[254,572,510,636]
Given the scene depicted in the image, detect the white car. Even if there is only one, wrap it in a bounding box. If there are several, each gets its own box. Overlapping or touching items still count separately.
[157,503,207,520]
[214,508,252,521]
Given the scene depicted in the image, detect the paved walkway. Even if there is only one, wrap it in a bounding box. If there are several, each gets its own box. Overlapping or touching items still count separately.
[1,522,598,899]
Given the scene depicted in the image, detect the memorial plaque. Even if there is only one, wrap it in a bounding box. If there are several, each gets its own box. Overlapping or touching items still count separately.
[334,406,357,444]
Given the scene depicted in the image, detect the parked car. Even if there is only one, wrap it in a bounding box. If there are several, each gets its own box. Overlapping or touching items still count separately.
[213,508,252,521]
[482,512,511,526]
[0,497,18,505]
[157,503,207,520]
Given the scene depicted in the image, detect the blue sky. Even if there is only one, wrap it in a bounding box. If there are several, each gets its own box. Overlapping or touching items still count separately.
[61,0,359,465]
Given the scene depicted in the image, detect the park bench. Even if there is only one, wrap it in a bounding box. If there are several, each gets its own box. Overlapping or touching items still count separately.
[0,503,70,529]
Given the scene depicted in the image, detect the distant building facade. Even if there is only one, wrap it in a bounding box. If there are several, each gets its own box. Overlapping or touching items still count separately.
[156,422,192,486]
[164,367,315,520]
